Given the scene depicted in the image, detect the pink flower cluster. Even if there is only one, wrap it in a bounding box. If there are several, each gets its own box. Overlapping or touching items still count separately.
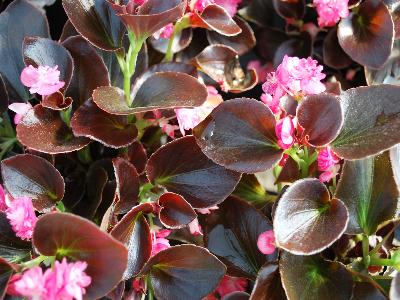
[5,196,37,241]
[151,229,171,256]
[262,55,326,114]
[317,146,340,182]
[191,0,242,16]
[12,258,91,300]
[313,0,349,27]
[257,230,276,255]
[20,65,65,96]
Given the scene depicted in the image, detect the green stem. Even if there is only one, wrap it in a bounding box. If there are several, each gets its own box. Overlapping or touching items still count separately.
[21,255,49,269]
[369,257,394,267]
[147,275,154,300]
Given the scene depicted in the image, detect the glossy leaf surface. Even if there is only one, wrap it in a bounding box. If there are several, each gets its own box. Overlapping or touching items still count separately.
[249,263,286,300]
[42,92,73,110]
[274,178,349,255]
[150,28,193,54]
[141,245,226,300]
[1,154,65,212]
[323,28,352,69]
[272,0,305,20]
[194,98,282,173]
[33,212,128,299]
[158,192,197,229]
[146,136,241,208]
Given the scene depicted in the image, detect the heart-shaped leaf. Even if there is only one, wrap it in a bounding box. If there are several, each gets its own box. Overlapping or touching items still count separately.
[0,258,14,299]
[16,104,90,154]
[112,157,139,214]
[323,28,352,69]
[42,91,73,110]
[204,196,276,279]
[71,99,138,148]
[279,252,354,300]
[297,93,343,147]
[140,245,226,300]
[0,0,50,100]
[62,0,125,51]
[158,192,197,229]
[194,98,282,173]
[23,36,74,91]
[33,212,128,299]
[272,0,305,20]
[110,203,154,280]
[1,154,65,212]
[274,178,349,255]
[334,151,398,235]
[332,85,400,159]
[206,17,255,56]
[146,136,241,208]
[62,36,110,106]
[92,72,207,115]
[249,263,286,300]
[337,0,394,68]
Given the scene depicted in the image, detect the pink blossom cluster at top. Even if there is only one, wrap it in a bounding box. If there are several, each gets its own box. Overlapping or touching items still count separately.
[11,258,91,300]
[191,0,242,16]
[257,230,276,255]
[317,146,340,182]
[261,55,326,114]
[313,0,349,27]
[20,65,65,96]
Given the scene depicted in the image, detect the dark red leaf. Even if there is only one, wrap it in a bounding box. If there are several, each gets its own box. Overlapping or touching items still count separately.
[193,98,283,173]
[249,263,286,300]
[0,0,50,100]
[33,212,128,299]
[42,92,73,110]
[332,85,400,159]
[279,252,353,300]
[158,192,197,229]
[274,178,349,255]
[71,99,138,148]
[255,27,288,61]
[16,104,90,154]
[352,281,386,300]
[111,203,154,279]
[297,93,343,147]
[1,154,65,212]
[323,28,352,69]
[123,141,148,174]
[62,0,125,51]
[150,28,193,54]
[337,0,394,68]
[276,156,299,184]
[222,292,250,300]
[204,196,276,279]
[140,245,226,300]
[23,36,74,91]
[92,72,207,115]
[273,32,312,67]
[112,157,140,214]
[272,0,305,20]
[0,258,14,299]
[146,136,241,208]
[59,20,79,43]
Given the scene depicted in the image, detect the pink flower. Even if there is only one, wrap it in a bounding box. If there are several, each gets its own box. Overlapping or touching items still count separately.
[151,229,171,256]
[20,65,65,96]
[0,184,7,212]
[158,118,180,138]
[317,147,340,182]
[247,60,271,84]
[215,276,248,298]
[196,205,218,214]
[13,267,47,299]
[192,0,214,12]
[257,230,276,255]
[153,23,174,39]
[313,0,349,27]
[175,86,223,136]
[132,278,145,293]
[214,0,242,16]
[5,197,37,240]
[8,102,33,125]
[261,93,281,115]
[275,116,295,150]
[188,218,203,236]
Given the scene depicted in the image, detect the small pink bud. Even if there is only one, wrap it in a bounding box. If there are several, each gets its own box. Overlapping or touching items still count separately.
[215,276,247,298]
[275,116,295,150]
[257,230,276,255]
[8,103,33,125]
[188,218,203,236]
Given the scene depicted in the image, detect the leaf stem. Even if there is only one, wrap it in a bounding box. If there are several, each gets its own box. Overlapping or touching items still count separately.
[21,255,52,269]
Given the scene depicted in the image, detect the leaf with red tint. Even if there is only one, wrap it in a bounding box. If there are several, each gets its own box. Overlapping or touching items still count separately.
[193,45,257,93]
[23,37,73,91]
[191,4,241,36]
[16,104,90,154]
[62,0,125,51]
[256,27,288,61]
[193,98,282,173]
[249,263,286,300]
[323,28,352,69]
[111,203,154,279]
[204,196,276,279]
[146,136,241,208]
[150,28,193,54]
[42,91,73,110]
[352,282,386,300]
[140,245,226,300]
[62,36,110,106]
[332,85,400,159]
[297,93,343,147]
[33,212,128,299]
[239,0,275,27]
[92,72,207,115]
[272,0,305,20]
[222,292,250,300]
[276,156,299,184]
[207,17,256,55]
[274,178,348,255]
[110,0,186,39]
[279,252,353,300]
[158,192,197,229]
[123,141,148,174]
[273,32,312,67]
[0,258,14,299]
[59,20,79,43]
[337,0,394,68]
[0,0,50,101]
[334,152,398,235]
[71,99,137,148]
[112,157,139,214]
[1,154,65,212]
